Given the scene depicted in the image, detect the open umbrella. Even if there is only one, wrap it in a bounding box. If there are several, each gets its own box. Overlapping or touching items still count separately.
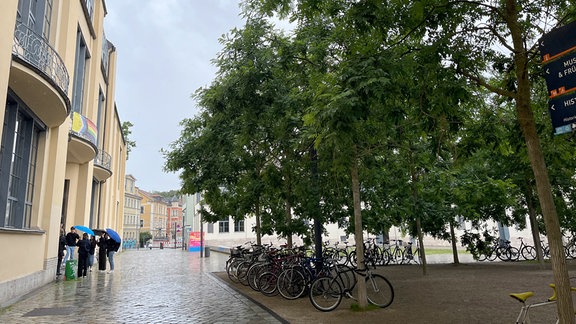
[91,228,106,236]
[106,228,121,243]
[73,225,94,236]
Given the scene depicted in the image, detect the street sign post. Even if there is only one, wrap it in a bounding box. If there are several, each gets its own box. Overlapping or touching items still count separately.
[539,20,576,135]
[547,91,576,128]
[543,51,576,95]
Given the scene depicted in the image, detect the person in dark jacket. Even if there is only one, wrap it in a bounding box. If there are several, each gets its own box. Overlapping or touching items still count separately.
[64,227,80,262]
[76,233,91,278]
[97,233,108,272]
[56,229,66,276]
[106,236,120,273]
[88,236,97,272]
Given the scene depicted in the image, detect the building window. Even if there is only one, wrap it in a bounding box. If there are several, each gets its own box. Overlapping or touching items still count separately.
[17,0,50,39]
[0,94,44,229]
[42,0,53,40]
[219,218,229,233]
[97,89,104,146]
[234,219,244,232]
[72,30,89,113]
[102,36,109,75]
[207,223,213,234]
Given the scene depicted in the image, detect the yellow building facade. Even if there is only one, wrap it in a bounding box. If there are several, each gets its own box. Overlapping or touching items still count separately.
[124,174,142,248]
[139,189,169,246]
[0,0,126,307]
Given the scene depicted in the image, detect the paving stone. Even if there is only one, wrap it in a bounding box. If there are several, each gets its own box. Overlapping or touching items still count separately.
[0,249,282,324]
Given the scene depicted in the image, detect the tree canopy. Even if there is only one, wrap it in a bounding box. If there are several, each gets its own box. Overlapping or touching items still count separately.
[164,0,576,315]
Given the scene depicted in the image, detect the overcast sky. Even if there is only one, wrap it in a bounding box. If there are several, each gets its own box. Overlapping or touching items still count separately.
[103,1,246,192]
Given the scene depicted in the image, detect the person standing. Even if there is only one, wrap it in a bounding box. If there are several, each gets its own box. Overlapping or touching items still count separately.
[76,233,90,278]
[88,235,97,272]
[106,235,120,273]
[64,227,80,262]
[97,233,108,272]
[56,229,66,276]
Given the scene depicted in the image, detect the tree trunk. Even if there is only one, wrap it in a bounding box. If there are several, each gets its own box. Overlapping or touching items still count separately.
[525,185,544,267]
[506,1,573,321]
[504,0,574,323]
[310,147,323,266]
[255,199,262,245]
[450,222,460,265]
[416,216,427,275]
[351,152,367,308]
[285,198,293,248]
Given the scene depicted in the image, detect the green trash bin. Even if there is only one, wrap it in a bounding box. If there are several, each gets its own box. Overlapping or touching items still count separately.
[65,260,77,280]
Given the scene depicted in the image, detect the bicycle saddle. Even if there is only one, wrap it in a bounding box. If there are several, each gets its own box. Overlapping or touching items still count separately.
[509,291,534,303]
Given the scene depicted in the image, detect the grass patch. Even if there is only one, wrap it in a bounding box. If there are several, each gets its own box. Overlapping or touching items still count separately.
[350,303,381,312]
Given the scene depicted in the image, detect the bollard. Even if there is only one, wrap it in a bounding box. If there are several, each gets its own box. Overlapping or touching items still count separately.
[204,246,210,257]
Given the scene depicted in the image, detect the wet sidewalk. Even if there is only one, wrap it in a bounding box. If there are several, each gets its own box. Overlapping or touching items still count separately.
[0,249,282,324]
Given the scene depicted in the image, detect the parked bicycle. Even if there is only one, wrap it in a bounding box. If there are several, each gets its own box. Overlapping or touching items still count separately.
[509,283,576,323]
[402,241,420,264]
[308,256,394,312]
[478,238,519,262]
[517,237,536,261]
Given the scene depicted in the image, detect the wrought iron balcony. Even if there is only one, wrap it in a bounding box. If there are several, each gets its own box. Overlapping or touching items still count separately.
[12,21,69,95]
[94,149,112,181]
[95,150,111,170]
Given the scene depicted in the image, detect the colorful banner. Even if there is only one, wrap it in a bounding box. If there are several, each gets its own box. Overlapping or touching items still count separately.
[71,112,98,145]
[188,232,202,252]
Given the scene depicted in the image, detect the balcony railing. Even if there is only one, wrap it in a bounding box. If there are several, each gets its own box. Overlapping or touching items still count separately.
[94,149,112,170]
[12,21,69,95]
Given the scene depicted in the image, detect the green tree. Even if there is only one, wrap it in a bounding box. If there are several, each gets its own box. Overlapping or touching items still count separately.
[140,231,152,247]
[121,121,136,159]
[400,0,576,319]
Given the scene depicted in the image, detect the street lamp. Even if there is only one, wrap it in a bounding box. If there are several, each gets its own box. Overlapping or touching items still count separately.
[200,202,204,257]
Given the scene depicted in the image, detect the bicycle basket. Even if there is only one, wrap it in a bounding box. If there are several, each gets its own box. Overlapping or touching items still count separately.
[230,248,242,257]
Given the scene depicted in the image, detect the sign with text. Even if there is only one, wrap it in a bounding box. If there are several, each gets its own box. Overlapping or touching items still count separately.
[543,51,576,96]
[540,20,576,62]
[548,92,576,132]
[539,20,576,133]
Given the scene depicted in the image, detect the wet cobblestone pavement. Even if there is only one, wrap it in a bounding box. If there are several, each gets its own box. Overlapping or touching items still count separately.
[0,249,282,324]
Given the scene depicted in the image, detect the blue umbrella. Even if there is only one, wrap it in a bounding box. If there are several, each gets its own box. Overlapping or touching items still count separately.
[74,225,94,236]
[106,228,121,243]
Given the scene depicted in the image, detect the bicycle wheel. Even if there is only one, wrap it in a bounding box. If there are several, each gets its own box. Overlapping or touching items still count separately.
[337,249,350,266]
[477,252,487,262]
[487,248,498,261]
[365,274,394,308]
[393,249,404,264]
[381,250,392,265]
[226,259,242,283]
[247,262,267,291]
[258,272,279,297]
[333,264,356,292]
[236,261,252,286]
[566,244,576,259]
[277,267,307,300]
[508,247,520,261]
[309,277,342,312]
[520,246,536,261]
[349,251,357,267]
